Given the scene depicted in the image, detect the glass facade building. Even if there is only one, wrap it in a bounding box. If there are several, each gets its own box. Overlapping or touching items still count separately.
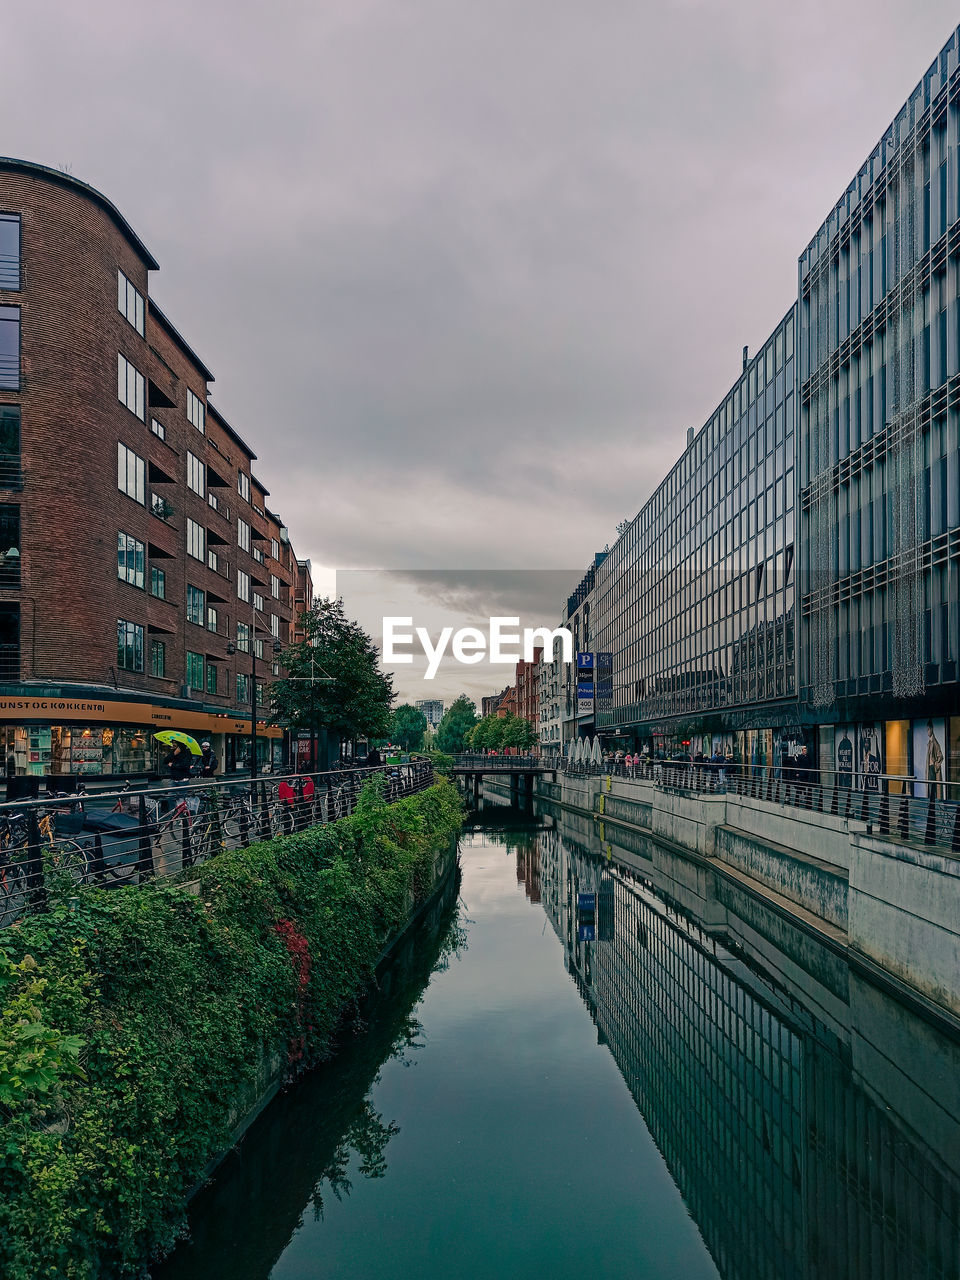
[593,309,798,755]
[799,25,960,783]
[570,25,960,780]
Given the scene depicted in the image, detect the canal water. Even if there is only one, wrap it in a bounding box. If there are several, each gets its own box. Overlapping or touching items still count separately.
[155,798,960,1280]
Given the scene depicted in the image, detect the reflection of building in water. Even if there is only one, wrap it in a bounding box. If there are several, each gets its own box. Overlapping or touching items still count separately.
[537,826,960,1280]
[515,843,541,904]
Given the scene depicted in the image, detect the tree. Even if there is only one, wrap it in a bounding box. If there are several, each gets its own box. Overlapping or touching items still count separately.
[389,704,428,751]
[270,599,394,757]
[436,695,478,754]
[502,714,536,752]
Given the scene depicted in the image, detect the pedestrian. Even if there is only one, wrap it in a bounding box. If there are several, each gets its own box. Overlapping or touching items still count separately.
[164,741,194,783]
[198,740,218,778]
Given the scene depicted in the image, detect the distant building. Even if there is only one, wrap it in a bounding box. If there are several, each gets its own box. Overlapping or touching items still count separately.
[482,687,511,718]
[514,650,542,732]
[415,698,444,728]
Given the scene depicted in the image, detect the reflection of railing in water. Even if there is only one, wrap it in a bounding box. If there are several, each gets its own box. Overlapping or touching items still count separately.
[536,825,960,1280]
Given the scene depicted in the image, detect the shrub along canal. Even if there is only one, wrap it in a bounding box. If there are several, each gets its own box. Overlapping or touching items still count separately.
[154,795,960,1280]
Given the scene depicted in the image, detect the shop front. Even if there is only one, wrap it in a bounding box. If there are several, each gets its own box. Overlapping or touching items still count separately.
[815,715,960,796]
[0,693,283,780]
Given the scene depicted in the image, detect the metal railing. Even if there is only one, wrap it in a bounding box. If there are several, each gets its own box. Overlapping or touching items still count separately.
[0,761,434,929]
[561,758,960,854]
[453,754,544,772]
[0,454,23,489]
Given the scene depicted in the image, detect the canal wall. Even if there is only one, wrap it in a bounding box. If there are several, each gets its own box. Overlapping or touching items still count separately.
[545,772,960,1024]
[0,778,464,1280]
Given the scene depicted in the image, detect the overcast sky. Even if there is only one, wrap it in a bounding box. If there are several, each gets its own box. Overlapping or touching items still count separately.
[4,1,959,704]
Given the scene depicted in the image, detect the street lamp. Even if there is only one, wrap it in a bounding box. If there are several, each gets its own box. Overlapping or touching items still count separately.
[228,615,283,787]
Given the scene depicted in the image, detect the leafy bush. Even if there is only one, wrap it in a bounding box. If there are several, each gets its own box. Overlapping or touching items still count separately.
[0,778,462,1280]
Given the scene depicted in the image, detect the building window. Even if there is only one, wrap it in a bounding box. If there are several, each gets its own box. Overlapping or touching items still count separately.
[0,306,20,392]
[236,671,250,703]
[186,387,205,433]
[256,681,267,708]
[253,591,264,613]
[117,352,145,420]
[0,506,20,588]
[206,662,217,694]
[237,471,250,502]
[0,215,20,291]
[150,417,165,441]
[206,605,218,633]
[186,451,205,496]
[150,638,166,678]
[270,574,280,599]
[270,613,279,638]
[186,518,205,561]
[117,619,144,672]
[237,568,250,602]
[254,636,264,659]
[237,518,250,552]
[236,620,250,653]
[117,443,146,504]
[186,650,205,690]
[150,565,166,599]
[117,269,145,336]
[117,531,145,589]
[252,545,264,565]
[186,584,205,626]
[0,405,20,476]
[270,538,280,560]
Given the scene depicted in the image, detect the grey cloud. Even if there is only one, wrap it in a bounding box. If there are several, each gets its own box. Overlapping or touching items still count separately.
[4,0,959,617]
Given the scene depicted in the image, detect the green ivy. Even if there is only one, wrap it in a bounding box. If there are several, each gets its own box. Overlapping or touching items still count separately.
[0,778,463,1280]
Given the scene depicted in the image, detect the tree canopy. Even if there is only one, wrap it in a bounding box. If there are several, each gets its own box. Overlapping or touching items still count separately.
[435,695,478,754]
[466,713,536,752]
[270,598,394,743]
[389,703,428,751]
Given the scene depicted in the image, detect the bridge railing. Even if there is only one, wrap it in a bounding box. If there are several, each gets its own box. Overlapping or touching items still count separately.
[453,754,544,771]
[0,761,435,929]
[561,759,960,855]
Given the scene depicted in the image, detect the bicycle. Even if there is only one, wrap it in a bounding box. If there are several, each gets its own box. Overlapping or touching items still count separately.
[0,811,30,925]
[153,789,224,870]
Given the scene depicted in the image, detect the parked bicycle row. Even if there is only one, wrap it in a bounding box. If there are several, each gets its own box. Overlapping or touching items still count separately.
[0,761,434,928]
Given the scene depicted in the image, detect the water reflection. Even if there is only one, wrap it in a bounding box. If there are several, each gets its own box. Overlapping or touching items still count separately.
[532,803,960,1280]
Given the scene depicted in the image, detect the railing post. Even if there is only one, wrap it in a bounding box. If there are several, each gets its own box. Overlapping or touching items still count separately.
[897,794,911,840]
[24,807,46,913]
[136,793,155,879]
[878,786,891,835]
[180,809,192,870]
[924,796,937,846]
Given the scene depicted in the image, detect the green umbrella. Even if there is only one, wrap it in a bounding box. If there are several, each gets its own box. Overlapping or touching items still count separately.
[153,730,202,755]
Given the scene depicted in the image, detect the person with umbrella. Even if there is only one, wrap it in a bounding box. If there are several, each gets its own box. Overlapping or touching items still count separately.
[154,732,202,805]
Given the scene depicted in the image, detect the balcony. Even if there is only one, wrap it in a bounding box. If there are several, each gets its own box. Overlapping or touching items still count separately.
[0,454,22,490]
[0,644,19,679]
[207,490,231,523]
[151,493,174,523]
[206,549,230,580]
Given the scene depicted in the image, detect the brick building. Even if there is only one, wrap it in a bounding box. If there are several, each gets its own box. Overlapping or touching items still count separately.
[514,651,542,734]
[0,157,313,778]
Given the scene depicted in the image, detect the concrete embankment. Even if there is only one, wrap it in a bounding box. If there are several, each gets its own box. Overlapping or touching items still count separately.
[541,772,960,1028]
